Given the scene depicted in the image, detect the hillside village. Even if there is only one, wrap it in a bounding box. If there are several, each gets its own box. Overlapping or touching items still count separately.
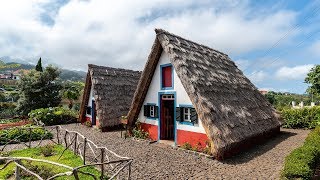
[0,1,320,180]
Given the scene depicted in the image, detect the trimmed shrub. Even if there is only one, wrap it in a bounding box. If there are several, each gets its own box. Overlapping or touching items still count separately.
[0,126,53,145]
[282,126,320,179]
[40,144,55,157]
[28,107,78,126]
[281,107,320,129]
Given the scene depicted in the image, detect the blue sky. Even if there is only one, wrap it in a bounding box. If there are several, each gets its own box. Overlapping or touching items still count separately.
[0,0,319,94]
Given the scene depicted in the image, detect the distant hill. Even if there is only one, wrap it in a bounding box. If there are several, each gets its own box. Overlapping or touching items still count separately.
[0,60,86,82]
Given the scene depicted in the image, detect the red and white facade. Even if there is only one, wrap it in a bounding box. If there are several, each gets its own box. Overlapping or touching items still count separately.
[137,51,209,148]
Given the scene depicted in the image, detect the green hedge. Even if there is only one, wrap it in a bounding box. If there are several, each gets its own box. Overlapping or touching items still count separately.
[0,102,17,119]
[28,107,78,126]
[282,126,320,179]
[281,107,320,129]
[0,126,53,145]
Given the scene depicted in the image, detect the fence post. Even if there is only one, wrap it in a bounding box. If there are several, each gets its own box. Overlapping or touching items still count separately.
[28,128,32,148]
[74,133,78,155]
[73,169,80,180]
[56,126,60,144]
[128,161,132,180]
[83,138,87,165]
[100,148,105,179]
[64,131,68,148]
[15,160,21,180]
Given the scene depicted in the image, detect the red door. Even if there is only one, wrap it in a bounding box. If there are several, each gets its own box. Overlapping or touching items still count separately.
[160,95,174,140]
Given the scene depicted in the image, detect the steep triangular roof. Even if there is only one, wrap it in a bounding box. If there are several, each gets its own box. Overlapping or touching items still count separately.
[127,29,280,158]
[80,64,141,128]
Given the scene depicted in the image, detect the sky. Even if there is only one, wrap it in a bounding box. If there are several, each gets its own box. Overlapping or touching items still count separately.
[0,0,319,94]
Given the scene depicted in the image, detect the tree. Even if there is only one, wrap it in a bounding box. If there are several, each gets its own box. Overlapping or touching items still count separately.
[305,65,320,96]
[62,81,84,109]
[16,65,62,115]
[35,57,43,72]
[264,91,276,105]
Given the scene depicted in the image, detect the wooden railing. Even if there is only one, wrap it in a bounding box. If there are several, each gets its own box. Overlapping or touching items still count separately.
[0,124,133,179]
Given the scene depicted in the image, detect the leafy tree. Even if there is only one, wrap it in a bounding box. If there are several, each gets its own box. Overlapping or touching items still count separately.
[16,65,62,115]
[62,81,84,109]
[35,57,43,72]
[264,91,276,105]
[305,65,320,96]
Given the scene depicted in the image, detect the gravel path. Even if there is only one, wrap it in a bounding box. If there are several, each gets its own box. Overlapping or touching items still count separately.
[53,124,309,180]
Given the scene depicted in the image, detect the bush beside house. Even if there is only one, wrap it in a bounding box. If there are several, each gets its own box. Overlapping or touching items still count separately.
[282,126,320,179]
[28,107,77,126]
[281,107,320,129]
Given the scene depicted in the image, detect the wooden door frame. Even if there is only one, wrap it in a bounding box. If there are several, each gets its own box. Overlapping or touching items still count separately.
[158,91,177,145]
[92,100,96,125]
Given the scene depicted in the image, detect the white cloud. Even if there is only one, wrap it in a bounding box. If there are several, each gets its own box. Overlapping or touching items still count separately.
[0,0,299,70]
[248,71,267,83]
[275,64,314,80]
[308,41,320,57]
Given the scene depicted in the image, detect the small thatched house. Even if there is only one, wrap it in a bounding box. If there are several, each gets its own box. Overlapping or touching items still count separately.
[127,29,281,159]
[80,64,141,131]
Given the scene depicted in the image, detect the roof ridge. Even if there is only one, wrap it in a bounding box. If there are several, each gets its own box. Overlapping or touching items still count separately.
[155,28,228,56]
[88,64,141,73]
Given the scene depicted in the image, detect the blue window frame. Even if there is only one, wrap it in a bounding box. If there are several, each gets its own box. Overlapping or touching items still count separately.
[177,104,198,126]
[144,103,158,120]
[160,63,174,90]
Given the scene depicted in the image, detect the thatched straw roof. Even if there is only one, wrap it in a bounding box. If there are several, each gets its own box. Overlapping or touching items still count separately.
[80,64,141,129]
[127,29,281,159]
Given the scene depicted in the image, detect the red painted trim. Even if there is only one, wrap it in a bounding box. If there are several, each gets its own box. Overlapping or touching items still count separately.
[140,123,158,140]
[177,129,209,149]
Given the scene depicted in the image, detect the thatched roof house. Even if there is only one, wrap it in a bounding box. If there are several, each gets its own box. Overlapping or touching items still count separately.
[80,64,141,131]
[127,29,281,159]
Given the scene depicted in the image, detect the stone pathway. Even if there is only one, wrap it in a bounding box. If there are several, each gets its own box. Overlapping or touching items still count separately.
[55,124,309,179]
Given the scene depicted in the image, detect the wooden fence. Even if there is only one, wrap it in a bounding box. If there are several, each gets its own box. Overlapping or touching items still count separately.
[0,125,133,179]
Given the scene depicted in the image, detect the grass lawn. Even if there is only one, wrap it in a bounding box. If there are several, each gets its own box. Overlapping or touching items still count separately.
[0,145,101,179]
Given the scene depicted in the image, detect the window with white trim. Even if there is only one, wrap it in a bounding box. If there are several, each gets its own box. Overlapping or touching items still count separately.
[183,108,191,122]
[144,104,158,118]
[150,105,155,117]
[176,106,198,125]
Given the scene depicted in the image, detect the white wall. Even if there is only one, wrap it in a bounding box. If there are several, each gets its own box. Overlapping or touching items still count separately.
[138,51,205,133]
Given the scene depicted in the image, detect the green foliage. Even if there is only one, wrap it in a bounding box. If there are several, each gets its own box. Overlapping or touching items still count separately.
[181,142,192,150]
[16,66,62,115]
[35,57,43,72]
[305,65,320,96]
[0,126,53,145]
[28,107,77,126]
[0,61,21,70]
[0,118,22,124]
[84,121,92,127]
[0,152,9,165]
[282,127,320,179]
[40,144,55,157]
[21,161,55,179]
[281,107,320,129]
[62,81,84,109]
[264,91,317,110]
[132,122,149,139]
[0,102,16,119]
[0,145,101,179]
